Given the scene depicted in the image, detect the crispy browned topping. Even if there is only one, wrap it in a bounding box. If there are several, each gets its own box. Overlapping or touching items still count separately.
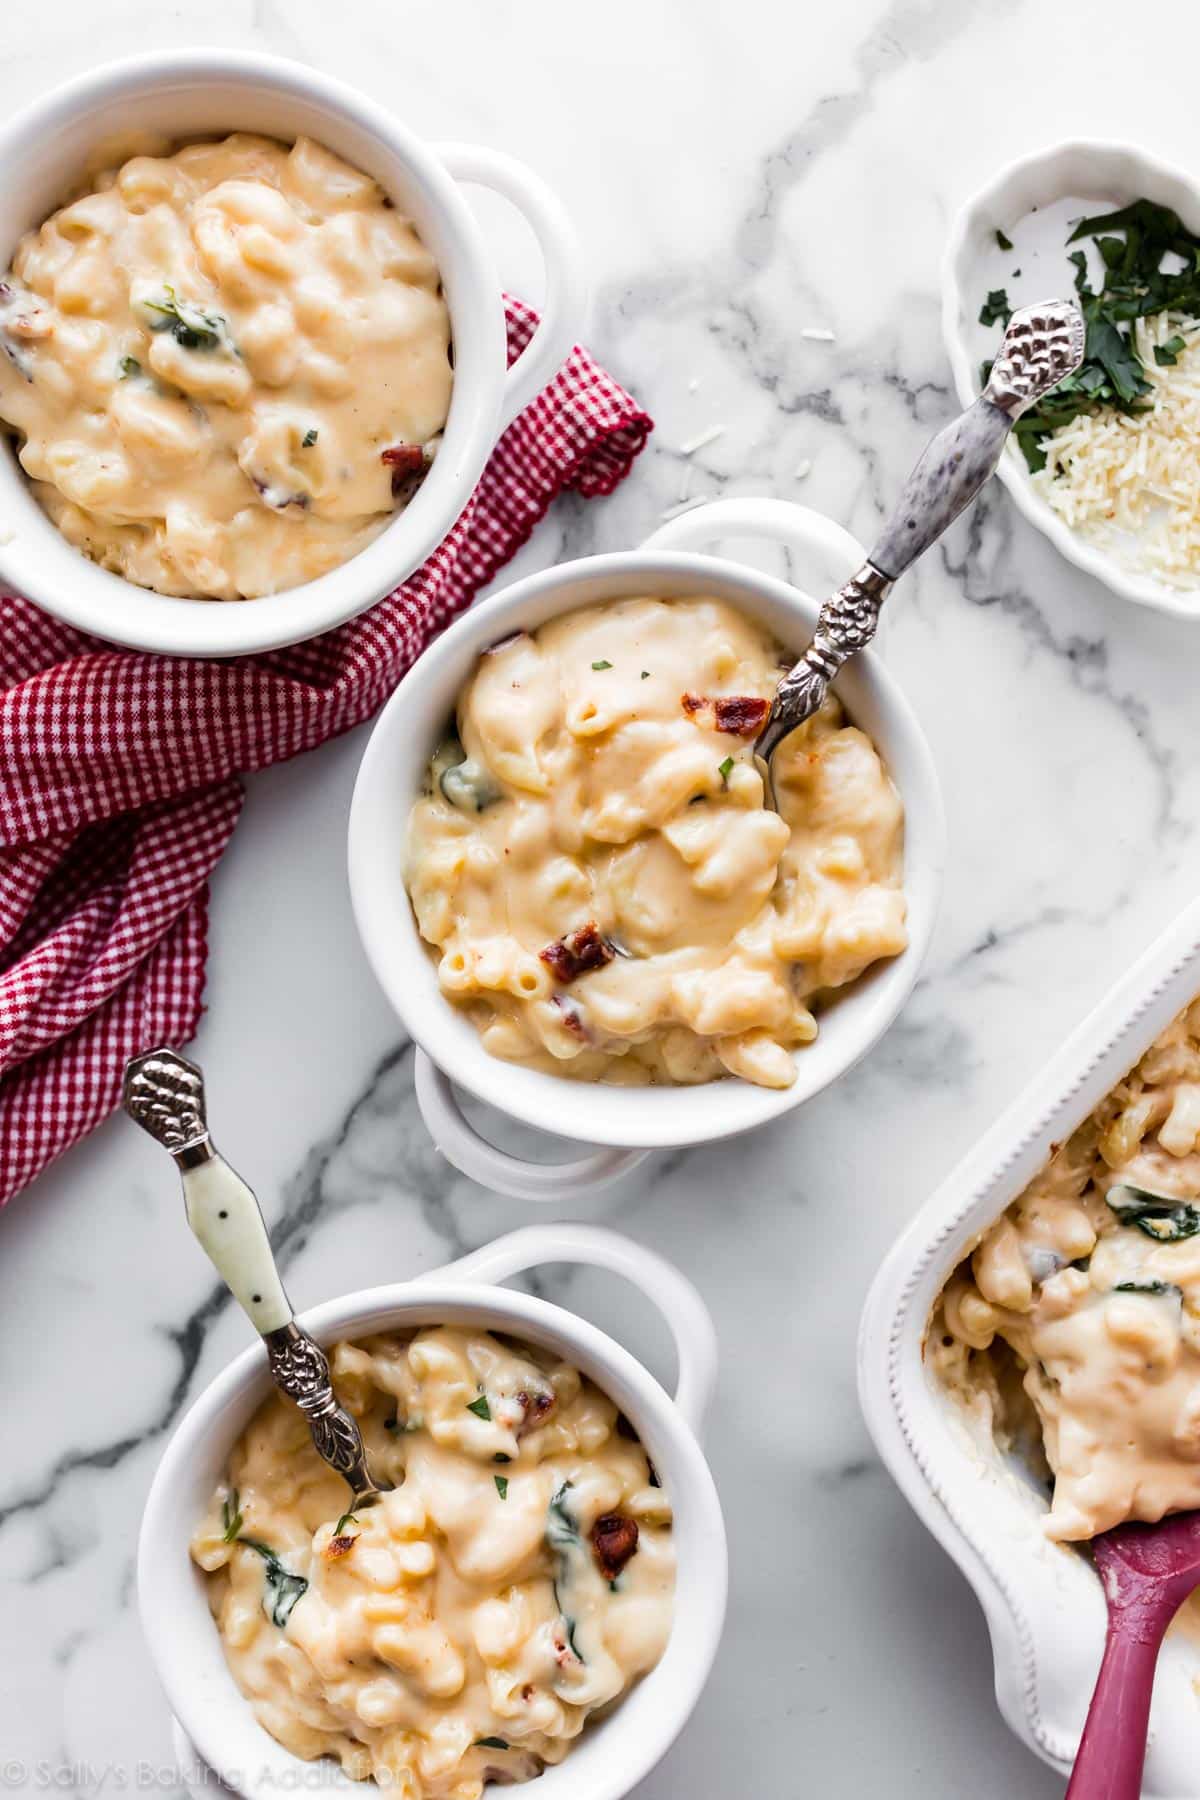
[326,1533,357,1559]
[381,442,428,496]
[680,693,769,734]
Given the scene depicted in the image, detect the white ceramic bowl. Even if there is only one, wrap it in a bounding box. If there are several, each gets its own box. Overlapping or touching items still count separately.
[858,897,1200,1793]
[139,1223,726,1800]
[0,50,585,656]
[348,495,946,1201]
[943,139,1200,619]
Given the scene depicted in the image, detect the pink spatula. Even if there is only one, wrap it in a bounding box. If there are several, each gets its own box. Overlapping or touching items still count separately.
[1066,1511,1200,1797]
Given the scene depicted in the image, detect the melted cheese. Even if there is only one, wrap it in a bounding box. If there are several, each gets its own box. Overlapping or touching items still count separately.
[0,133,452,599]
[405,595,907,1088]
[191,1326,673,1797]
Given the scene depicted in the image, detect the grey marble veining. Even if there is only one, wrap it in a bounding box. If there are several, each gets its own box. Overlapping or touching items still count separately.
[6,2,1200,1795]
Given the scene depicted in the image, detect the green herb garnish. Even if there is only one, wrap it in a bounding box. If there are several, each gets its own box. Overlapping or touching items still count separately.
[494,1475,509,1499]
[546,1481,584,1662]
[141,285,229,352]
[334,1510,358,1536]
[1113,1279,1182,1297]
[238,1538,308,1627]
[301,427,319,447]
[220,1488,243,1543]
[591,659,613,671]
[475,1738,510,1751]
[640,670,650,679]
[1106,1181,1200,1242]
[467,1393,492,1421]
[493,1452,511,1463]
[995,228,1014,252]
[984,199,1200,469]
[717,755,734,786]
[978,287,1012,328]
[118,356,141,380]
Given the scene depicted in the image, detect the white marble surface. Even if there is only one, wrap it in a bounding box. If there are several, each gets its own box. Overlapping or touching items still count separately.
[6,2,1200,1794]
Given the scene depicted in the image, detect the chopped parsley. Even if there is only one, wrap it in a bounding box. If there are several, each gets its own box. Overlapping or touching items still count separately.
[1154,334,1188,367]
[591,659,613,671]
[640,669,650,679]
[140,285,229,352]
[466,1393,492,1421]
[978,288,1012,329]
[301,427,319,447]
[1113,1279,1182,1297]
[995,228,1014,252]
[494,1475,509,1500]
[118,356,141,380]
[717,755,735,786]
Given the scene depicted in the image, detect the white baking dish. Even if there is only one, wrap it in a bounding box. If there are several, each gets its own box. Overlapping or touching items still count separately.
[0,51,584,655]
[140,1224,725,1800]
[943,140,1200,619]
[858,897,1200,1791]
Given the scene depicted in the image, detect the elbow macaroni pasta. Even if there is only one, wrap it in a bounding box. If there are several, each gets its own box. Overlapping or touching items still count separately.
[0,133,452,599]
[404,596,907,1088]
[191,1326,673,1798]
[931,998,1200,1541]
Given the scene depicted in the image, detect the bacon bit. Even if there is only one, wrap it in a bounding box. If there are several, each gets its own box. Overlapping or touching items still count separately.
[714,695,769,735]
[591,1512,639,1581]
[551,994,588,1039]
[680,693,770,735]
[539,922,615,984]
[517,1389,557,1436]
[381,442,429,496]
[326,1533,357,1559]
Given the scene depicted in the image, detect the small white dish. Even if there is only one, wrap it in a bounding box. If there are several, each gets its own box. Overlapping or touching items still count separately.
[943,139,1200,618]
[139,1223,726,1800]
[0,50,585,656]
[347,495,946,1202]
[858,897,1200,1793]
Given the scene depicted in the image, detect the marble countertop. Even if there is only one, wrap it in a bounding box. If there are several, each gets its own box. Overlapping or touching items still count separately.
[5,1,1200,1794]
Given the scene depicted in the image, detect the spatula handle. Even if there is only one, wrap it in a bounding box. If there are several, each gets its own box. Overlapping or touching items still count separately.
[1065,1606,1172,1799]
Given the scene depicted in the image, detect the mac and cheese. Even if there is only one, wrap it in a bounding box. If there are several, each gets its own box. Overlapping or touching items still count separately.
[0,133,452,599]
[932,999,1200,1541]
[191,1325,673,1796]
[405,596,907,1088]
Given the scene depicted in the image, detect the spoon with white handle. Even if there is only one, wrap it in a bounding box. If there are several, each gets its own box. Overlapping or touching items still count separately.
[122,1047,384,1507]
[755,297,1086,774]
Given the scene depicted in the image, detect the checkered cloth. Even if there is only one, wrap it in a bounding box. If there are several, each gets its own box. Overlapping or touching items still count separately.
[0,298,651,1203]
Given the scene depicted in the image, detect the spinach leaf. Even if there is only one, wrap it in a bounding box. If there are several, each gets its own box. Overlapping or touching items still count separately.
[220,1488,243,1543]
[546,1481,585,1662]
[1106,1181,1200,1242]
[238,1538,309,1627]
[978,288,1012,328]
[466,1393,492,1421]
[1113,1279,1182,1297]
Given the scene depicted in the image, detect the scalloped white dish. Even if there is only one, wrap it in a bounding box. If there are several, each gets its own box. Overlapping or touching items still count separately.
[943,140,1200,619]
[858,897,1200,1792]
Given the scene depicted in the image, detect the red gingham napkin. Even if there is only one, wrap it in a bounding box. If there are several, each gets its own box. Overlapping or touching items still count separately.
[0,298,652,1204]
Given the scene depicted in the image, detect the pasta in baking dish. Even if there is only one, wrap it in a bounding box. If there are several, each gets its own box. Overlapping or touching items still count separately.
[0,133,452,599]
[932,999,1200,1542]
[404,595,907,1088]
[191,1325,673,1797]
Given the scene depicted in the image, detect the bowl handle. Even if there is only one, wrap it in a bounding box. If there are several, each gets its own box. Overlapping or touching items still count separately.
[435,142,589,431]
[426,1222,718,1438]
[414,1048,648,1203]
[641,495,866,595]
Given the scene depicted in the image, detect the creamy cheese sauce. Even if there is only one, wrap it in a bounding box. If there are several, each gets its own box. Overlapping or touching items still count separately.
[931,999,1200,1541]
[404,596,907,1088]
[191,1326,673,1797]
[0,133,452,599]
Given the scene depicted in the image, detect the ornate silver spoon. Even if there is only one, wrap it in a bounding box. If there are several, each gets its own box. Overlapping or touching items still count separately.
[122,1048,383,1507]
[756,298,1086,775]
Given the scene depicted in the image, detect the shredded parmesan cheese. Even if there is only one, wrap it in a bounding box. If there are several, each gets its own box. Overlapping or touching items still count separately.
[1031,313,1200,588]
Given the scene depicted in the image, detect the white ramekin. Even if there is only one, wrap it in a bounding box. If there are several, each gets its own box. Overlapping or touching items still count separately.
[0,51,585,656]
[139,1223,725,1800]
[858,897,1200,1794]
[943,140,1200,619]
[348,496,946,1202]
